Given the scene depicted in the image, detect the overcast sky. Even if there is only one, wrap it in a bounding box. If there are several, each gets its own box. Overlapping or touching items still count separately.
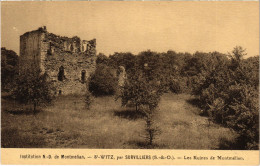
[1,1,259,57]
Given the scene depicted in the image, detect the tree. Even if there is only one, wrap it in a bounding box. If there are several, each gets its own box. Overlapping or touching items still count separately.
[12,69,54,113]
[119,66,163,146]
[193,46,259,149]
[108,52,135,72]
[229,46,246,62]
[1,47,19,90]
[96,53,109,65]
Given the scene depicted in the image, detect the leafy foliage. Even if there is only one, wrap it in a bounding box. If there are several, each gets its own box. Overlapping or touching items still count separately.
[89,64,118,96]
[1,47,19,90]
[108,52,136,72]
[192,46,259,149]
[96,53,109,65]
[118,64,163,146]
[120,65,162,110]
[12,69,54,113]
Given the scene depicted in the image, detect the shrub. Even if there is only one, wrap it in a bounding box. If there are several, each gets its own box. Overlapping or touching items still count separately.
[169,78,182,94]
[89,64,118,96]
[169,76,191,94]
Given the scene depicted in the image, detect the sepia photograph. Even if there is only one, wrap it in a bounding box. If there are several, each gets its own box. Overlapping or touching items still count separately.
[1,0,259,156]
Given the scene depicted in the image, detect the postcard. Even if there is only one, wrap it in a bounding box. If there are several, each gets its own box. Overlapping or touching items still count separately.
[1,1,259,165]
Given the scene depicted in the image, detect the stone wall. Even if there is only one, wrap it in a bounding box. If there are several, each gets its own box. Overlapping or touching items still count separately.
[19,26,96,95]
[45,31,96,55]
[19,29,45,73]
[44,51,96,95]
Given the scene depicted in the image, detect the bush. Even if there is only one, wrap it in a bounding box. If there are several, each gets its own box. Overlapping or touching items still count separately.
[89,64,118,96]
[169,78,182,94]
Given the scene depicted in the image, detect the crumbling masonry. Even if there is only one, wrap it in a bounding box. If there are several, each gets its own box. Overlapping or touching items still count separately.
[19,26,96,95]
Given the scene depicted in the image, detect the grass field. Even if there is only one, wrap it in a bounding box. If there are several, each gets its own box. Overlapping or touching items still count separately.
[1,92,236,149]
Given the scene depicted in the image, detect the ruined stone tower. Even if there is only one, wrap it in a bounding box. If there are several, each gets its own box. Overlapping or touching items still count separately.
[19,26,96,95]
